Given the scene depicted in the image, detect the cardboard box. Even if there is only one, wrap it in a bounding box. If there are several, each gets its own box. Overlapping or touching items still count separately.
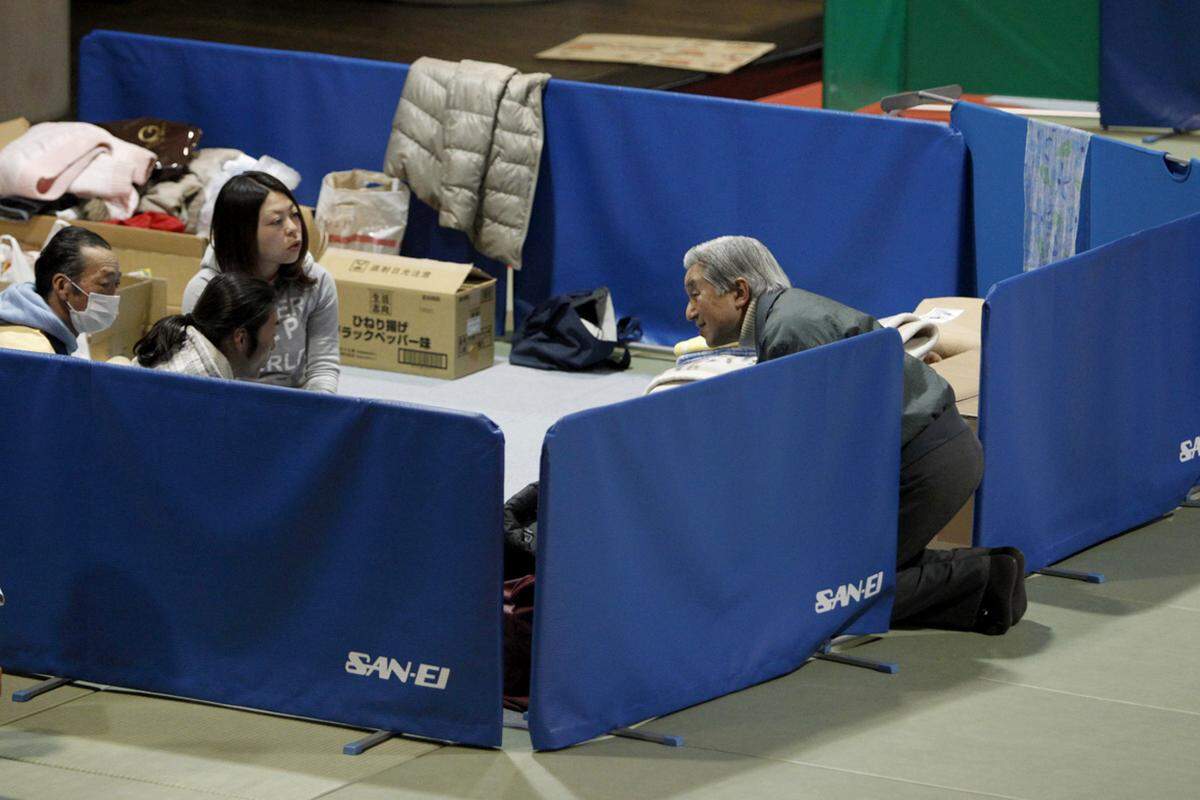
[0,214,205,317]
[88,273,169,361]
[928,347,982,546]
[914,296,984,358]
[322,247,495,379]
[0,117,31,150]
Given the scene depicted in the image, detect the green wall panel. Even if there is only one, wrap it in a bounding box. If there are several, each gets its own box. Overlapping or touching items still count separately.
[906,0,1098,101]
[823,0,1099,111]
[823,0,907,111]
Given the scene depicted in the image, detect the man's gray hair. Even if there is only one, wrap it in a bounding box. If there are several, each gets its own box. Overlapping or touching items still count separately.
[683,235,792,297]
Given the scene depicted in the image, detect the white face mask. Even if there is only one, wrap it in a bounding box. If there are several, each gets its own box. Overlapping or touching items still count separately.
[65,278,121,334]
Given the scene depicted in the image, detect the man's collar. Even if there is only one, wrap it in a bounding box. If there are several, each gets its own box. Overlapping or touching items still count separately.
[738,296,759,348]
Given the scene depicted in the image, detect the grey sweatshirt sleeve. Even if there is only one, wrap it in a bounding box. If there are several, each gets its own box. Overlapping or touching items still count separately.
[300,266,341,393]
[180,269,216,314]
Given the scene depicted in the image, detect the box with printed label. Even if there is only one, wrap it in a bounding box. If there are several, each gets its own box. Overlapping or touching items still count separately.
[0,212,204,317]
[322,247,495,379]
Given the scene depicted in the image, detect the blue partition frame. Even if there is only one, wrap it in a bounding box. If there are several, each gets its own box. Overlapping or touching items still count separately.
[1099,0,1200,130]
[79,30,967,345]
[954,100,1200,293]
[61,30,1200,749]
[0,351,505,747]
[529,330,902,750]
[1086,138,1200,250]
[973,213,1200,572]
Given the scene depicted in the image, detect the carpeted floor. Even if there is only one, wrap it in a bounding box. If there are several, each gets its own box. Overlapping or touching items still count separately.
[338,341,667,497]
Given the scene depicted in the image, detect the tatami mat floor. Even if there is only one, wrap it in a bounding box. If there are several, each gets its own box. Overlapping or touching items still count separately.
[4,505,1198,799]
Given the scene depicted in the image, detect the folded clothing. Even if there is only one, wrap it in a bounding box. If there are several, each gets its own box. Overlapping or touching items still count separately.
[878,312,940,360]
[0,122,156,220]
[108,211,186,233]
[139,172,203,222]
[0,193,79,222]
[645,343,757,394]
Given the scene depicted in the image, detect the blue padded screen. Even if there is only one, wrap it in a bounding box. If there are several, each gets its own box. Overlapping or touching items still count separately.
[529,329,902,749]
[1099,0,1200,129]
[974,213,1200,571]
[0,352,504,747]
[80,31,967,344]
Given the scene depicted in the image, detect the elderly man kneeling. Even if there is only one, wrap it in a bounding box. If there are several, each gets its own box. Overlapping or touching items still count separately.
[682,235,1026,635]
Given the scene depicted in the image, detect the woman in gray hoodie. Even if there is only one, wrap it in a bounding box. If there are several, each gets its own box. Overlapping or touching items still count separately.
[181,171,340,393]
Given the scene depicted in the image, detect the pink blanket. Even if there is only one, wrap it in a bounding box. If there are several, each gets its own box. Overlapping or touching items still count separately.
[0,122,156,219]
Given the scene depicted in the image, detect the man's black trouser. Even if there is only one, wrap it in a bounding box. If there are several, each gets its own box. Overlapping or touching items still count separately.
[891,403,988,630]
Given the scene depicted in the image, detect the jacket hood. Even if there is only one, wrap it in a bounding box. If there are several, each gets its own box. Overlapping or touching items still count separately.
[0,282,77,353]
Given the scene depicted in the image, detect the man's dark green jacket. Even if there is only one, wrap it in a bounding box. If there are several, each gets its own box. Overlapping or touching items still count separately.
[753,287,954,449]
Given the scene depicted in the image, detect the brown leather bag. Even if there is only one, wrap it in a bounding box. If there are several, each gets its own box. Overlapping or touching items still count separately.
[503,574,535,711]
[99,118,203,181]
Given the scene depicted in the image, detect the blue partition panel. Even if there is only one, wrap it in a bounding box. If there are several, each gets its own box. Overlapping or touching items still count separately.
[955,99,1200,291]
[955,100,1111,296]
[529,329,903,750]
[0,351,504,747]
[79,31,967,345]
[951,101,1035,295]
[78,31,404,205]
[524,85,967,344]
[973,213,1200,572]
[1087,137,1200,249]
[1099,0,1200,129]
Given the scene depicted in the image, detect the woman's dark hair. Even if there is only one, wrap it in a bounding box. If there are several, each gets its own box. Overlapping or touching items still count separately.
[210,171,315,291]
[34,226,113,299]
[134,272,277,368]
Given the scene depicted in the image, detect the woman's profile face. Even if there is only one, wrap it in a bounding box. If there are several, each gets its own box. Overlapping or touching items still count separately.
[255,190,303,276]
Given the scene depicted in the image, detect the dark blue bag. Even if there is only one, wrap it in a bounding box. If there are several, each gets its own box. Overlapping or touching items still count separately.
[510,288,642,371]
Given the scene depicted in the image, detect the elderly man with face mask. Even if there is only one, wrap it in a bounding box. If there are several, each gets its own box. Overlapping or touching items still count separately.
[0,226,121,355]
[682,235,1026,635]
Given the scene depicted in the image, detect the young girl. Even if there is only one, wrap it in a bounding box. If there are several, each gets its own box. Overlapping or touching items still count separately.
[136,272,277,380]
[182,171,340,392]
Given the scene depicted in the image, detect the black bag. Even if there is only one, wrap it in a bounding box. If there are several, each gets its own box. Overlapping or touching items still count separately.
[509,287,642,371]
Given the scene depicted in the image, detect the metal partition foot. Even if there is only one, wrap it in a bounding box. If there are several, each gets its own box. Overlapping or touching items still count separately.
[1036,567,1105,584]
[1181,486,1200,508]
[343,729,395,755]
[814,650,899,674]
[12,676,71,703]
[611,726,684,747]
[1142,128,1192,144]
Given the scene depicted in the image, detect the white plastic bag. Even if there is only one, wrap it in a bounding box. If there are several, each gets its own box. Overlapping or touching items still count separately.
[195,154,302,238]
[315,169,410,254]
[0,234,35,287]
